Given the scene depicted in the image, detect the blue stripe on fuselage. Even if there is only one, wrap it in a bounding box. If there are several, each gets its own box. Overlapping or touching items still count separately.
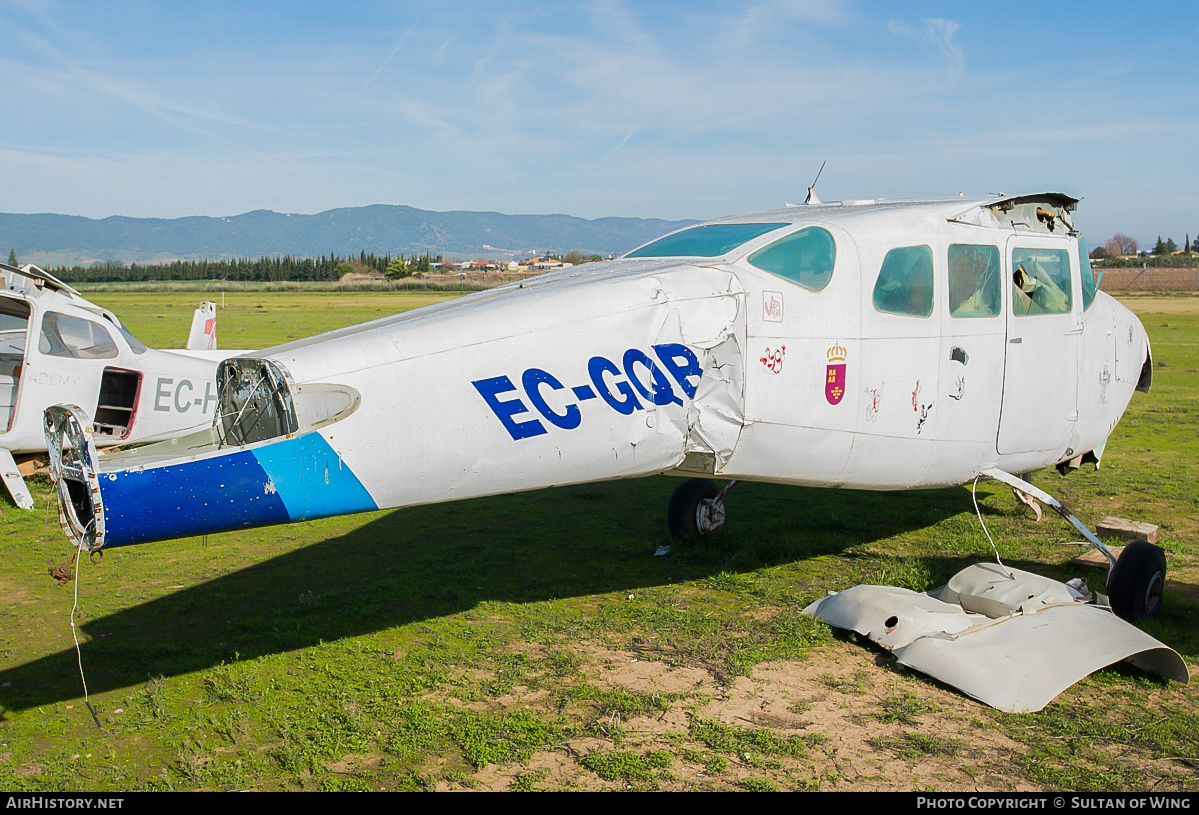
[98,433,377,547]
[254,433,377,521]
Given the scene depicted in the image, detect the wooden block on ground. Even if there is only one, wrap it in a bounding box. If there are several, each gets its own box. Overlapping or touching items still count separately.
[1097,516,1159,544]
[16,456,49,477]
[1071,544,1123,570]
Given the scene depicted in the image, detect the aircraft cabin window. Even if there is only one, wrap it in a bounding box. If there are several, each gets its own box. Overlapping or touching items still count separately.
[626,223,788,258]
[872,245,933,317]
[747,227,836,291]
[948,244,1001,317]
[38,312,119,359]
[1011,248,1072,316]
[1078,237,1099,311]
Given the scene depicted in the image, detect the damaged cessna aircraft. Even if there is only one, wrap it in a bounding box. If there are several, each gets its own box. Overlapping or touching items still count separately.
[44,192,1185,709]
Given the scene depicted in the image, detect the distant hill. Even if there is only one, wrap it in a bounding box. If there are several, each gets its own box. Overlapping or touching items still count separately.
[0,205,698,265]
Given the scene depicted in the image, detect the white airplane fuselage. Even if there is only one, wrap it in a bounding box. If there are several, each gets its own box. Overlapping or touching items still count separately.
[0,269,226,454]
[47,194,1151,549]
[0,265,237,508]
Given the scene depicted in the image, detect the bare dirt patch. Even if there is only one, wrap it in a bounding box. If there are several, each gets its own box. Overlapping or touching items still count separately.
[431,637,1066,791]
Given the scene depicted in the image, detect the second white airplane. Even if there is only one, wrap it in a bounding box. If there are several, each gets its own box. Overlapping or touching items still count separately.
[0,262,237,509]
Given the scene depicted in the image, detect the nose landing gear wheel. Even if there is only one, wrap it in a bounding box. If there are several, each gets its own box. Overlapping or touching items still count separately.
[1107,539,1167,621]
[668,478,725,540]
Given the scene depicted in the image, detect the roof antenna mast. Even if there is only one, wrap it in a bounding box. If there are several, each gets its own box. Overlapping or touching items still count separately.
[804,161,827,205]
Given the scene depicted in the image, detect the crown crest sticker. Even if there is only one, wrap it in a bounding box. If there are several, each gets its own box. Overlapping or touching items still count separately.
[825,343,847,405]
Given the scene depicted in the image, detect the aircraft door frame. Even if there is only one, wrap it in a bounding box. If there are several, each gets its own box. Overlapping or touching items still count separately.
[20,309,119,444]
[997,235,1081,456]
[0,296,32,436]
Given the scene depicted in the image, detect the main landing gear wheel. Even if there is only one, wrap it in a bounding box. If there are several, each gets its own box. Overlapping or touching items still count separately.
[1107,539,1167,621]
[668,478,725,540]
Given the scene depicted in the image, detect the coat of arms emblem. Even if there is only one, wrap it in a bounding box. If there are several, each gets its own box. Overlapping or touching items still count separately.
[825,343,847,405]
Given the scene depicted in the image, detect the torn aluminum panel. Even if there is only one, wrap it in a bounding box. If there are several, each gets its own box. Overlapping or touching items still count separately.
[803,563,1188,712]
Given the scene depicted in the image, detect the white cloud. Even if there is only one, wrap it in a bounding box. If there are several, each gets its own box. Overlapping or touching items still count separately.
[888,16,963,74]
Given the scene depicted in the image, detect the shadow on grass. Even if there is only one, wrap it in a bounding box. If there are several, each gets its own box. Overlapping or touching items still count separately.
[0,477,985,711]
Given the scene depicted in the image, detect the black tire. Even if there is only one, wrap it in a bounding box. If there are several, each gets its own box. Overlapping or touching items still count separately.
[668,478,723,540]
[1108,539,1167,621]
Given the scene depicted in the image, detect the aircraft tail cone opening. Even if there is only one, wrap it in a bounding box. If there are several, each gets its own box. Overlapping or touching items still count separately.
[44,386,378,550]
[44,405,105,552]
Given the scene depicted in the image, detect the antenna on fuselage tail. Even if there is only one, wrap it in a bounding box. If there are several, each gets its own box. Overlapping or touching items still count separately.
[804,161,827,205]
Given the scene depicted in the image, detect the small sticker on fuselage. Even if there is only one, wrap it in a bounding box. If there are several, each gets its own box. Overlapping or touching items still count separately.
[760,345,785,375]
[763,291,783,322]
[917,402,933,433]
[865,386,881,422]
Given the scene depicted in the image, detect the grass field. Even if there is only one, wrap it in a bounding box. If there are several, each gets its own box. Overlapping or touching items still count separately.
[0,290,1196,791]
[76,290,467,350]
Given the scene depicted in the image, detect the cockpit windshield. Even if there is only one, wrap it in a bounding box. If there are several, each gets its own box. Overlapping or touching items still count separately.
[626,223,788,258]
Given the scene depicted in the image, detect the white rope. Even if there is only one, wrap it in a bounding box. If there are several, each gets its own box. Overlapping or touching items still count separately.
[973,475,1014,579]
[70,545,104,730]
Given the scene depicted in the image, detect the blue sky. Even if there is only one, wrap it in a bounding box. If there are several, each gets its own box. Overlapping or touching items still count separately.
[1,0,1196,246]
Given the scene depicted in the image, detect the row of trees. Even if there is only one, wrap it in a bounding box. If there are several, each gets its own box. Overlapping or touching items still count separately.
[22,251,443,284]
[6,247,618,282]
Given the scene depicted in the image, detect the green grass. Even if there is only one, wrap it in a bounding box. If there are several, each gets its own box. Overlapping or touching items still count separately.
[688,716,824,758]
[872,690,935,726]
[79,290,463,351]
[579,749,672,789]
[0,292,1196,790]
[868,733,962,759]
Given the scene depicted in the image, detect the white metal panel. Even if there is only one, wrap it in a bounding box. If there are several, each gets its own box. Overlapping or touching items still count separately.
[894,605,1188,712]
[721,422,854,486]
[805,563,1189,713]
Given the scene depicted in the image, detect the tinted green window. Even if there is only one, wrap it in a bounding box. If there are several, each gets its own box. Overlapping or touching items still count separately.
[873,246,933,317]
[627,223,787,258]
[948,244,1001,317]
[1012,248,1072,316]
[1078,237,1099,311]
[747,227,836,291]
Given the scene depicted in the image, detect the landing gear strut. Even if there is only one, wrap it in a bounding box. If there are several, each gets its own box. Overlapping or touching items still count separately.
[668,478,736,540]
[982,468,1168,622]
